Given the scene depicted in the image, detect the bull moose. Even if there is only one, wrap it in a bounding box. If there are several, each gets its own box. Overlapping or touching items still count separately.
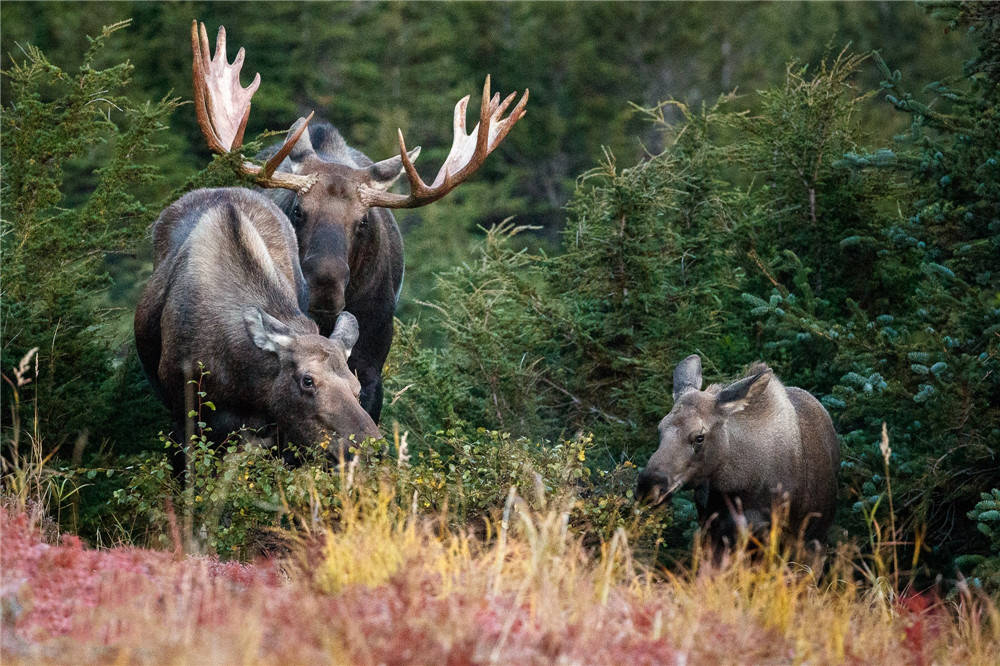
[188,21,528,422]
[134,187,380,464]
[636,355,840,546]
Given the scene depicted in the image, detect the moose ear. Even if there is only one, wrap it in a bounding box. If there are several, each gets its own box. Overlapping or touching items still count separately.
[673,354,703,401]
[716,369,772,416]
[329,311,360,358]
[244,308,294,354]
[366,147,422,191]
[287,117,316,163]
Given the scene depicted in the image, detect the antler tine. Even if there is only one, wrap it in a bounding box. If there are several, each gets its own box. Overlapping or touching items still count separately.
[195,21,260,153]
[262,111,315,179]
[473,74,492,164]
[227,47,255,150]
[362,76,528,209]
[397,128,427,195]
[199,21,212,72]
[488,88,529,151]
[191,21,225,154]
[191,20,316,192]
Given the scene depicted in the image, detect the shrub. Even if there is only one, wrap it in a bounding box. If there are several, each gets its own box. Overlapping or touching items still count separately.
[962,489,1000,587]
[383,5,999,574]
[1,20,179,454]
[113,420,669,559]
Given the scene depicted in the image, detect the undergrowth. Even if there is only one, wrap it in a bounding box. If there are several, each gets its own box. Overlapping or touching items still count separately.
[2,344,997,662]
[3,465,999,664]
[110,423,668,560]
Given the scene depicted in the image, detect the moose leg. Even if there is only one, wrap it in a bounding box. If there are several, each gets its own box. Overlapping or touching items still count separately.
[351,359,384,424]
[342,299,394,425]
[697,489,732,557]
[722,494,772,542]
[168,408,265,481]
[740,508,772,541]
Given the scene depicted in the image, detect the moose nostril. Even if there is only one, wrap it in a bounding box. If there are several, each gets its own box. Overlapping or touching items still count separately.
[314,271,347,290]
[636,471,670,506]
[305,258,350,289]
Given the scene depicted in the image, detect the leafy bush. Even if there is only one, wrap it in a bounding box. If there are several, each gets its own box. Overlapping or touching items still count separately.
[114,419,668,559]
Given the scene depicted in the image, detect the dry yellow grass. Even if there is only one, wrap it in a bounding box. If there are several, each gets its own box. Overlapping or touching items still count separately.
[277,478,1000,665]
[4,469,999,664]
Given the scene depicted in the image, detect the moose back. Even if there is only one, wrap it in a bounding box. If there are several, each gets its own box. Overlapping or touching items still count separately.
[134,188,380,462]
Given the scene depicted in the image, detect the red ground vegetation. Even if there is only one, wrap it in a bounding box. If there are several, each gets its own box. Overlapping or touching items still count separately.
[2,506,995,665]
[0,506,795,665]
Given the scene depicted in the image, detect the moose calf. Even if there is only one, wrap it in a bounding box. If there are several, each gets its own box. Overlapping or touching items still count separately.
[637,355,839,546]
[134,188,380,463]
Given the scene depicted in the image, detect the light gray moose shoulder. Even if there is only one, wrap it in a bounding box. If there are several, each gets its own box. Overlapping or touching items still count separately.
[784,386,839,456]
[784,387,834,425]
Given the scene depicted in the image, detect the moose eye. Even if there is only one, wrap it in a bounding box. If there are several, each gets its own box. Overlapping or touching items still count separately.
[693,434,705,445]
[300,374,315,391]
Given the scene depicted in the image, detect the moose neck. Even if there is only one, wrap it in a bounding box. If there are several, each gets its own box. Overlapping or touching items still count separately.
[344,208,401,305]
[712,378,801,494]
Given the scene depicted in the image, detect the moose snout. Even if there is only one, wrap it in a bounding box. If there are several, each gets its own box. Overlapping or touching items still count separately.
[356,414,382,443]
[636,469,674,507]
[328,410,382,457]
[304,257,350,314]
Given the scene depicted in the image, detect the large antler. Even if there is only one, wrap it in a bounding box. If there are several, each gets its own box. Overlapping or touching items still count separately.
[359,76,528,209]
[191,21,316,192]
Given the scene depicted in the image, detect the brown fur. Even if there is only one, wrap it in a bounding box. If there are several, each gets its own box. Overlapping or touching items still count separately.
[636,355,840,545]
[259,121,407,424]
[134,188,379,466]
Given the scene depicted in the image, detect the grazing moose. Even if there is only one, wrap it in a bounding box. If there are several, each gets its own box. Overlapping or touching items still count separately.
[134,187,381,464]
[189,21,528,422]
[636,355,840,547]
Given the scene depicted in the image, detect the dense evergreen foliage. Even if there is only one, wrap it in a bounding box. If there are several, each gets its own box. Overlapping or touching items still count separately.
[1,2,996,583]
[0,1,975,316]
[1,21,179,452]
[383,5,999,578]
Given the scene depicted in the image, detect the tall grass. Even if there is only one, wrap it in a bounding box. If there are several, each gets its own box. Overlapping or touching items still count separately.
[3,457,999,664]
[3,355,998,663]
[289,475,1000,665]
[1,347,83,533]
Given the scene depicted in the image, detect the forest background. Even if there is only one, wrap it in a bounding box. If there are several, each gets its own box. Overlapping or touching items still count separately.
[2,0,998,591]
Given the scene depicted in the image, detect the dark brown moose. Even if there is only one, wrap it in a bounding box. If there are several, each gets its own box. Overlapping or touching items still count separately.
[189,21,528,422]
[134,188,380,464]
[636,355,840,546]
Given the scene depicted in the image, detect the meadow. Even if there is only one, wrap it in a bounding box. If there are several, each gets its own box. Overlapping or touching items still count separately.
[4,459,999,664]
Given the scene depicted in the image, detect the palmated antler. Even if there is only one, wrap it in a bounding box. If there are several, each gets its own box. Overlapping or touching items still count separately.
[191,21,316,192]
[359,76,528,208]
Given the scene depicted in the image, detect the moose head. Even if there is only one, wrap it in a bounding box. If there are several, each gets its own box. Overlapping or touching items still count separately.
[189,20,528,330]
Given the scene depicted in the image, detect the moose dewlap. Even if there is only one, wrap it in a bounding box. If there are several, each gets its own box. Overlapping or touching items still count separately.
[637,355,840,545]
